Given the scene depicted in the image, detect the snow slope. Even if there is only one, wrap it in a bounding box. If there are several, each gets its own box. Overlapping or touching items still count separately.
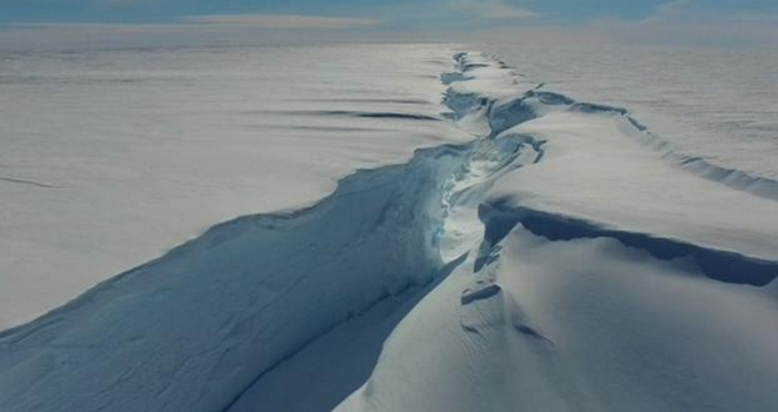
[336,232,778,412]
[335,52,778,412]
[483,43,778,182]
[1,49,776,412]
[0,44,472,329]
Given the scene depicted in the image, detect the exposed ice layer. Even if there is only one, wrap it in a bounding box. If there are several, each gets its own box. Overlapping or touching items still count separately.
[448,52,778,201]
[338,228,778,412]
[0,139,473,412]
[225,254,467,412]
[479,202,778,286]
[440,53,778,265]
[335,52,778,412]
[0,50,544,410]
[2,49,778,412]
[0,49,544,412]
[225,84,543,412]
[483,43,778,183]
[489,108,778,262]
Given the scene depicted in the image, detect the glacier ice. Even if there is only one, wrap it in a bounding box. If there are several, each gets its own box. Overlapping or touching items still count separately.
[0,48,777,412]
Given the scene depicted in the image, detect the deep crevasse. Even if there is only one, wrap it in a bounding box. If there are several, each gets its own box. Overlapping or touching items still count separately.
[1,51,777,412]
[334,52,778,412]
[0,52,538,412]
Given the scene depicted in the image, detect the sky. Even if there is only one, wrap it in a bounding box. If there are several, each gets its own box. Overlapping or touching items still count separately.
[0,0,776,48]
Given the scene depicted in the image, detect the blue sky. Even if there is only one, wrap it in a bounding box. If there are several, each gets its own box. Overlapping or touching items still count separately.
[0,0,775,26]
[1,0,776,48]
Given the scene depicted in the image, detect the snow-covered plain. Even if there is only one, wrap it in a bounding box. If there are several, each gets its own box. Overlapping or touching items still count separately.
[0,44,471,329]
[484,43,778,182]
[1,44,777,412]
[334,53,778,412]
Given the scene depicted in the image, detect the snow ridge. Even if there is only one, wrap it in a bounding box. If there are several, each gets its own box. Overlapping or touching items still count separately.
[335,52,778,412]
[479,202,778,286]
[451,52,778,201]
[0,139,472,412]
[0,52,541,412]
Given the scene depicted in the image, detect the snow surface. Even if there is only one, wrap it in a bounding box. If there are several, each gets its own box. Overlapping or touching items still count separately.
[332,55,778,412]
[336,231,778,412]
[1,47,777,412]
[488,107,778,261]
[483,43,778,182]
[0,44,471,329]
[334,51,778,412]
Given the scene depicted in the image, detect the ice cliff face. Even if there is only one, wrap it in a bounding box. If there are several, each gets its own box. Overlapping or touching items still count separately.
[333,51,778,412]
[2,51,777,412]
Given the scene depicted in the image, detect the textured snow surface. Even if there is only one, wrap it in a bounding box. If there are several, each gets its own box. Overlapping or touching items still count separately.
[333,51,778,412]
[483,43,778,181]
[336,232,778,412]
[1,46,777,412]
[0,44,471,329]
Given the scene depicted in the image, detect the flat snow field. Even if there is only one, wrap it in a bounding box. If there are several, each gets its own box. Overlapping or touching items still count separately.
[484,43,778,181]
[0,44,777,412]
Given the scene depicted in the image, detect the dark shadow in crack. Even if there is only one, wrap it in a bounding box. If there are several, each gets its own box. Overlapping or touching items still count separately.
[479,201,778,287]
[223,252,469,412]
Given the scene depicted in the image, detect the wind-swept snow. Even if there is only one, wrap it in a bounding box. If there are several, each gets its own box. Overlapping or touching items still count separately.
[483,43,778,183]
[334,51,778,412]
[336,51,778,412]
[1,48,777,412]
[0,44,472,329]
[0,138,471,412]
[488,108,778,261]
[336,230,778,412]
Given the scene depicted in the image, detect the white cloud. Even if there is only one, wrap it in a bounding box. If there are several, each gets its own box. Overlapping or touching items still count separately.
[179,14,380,29]
[449,0,537,20]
